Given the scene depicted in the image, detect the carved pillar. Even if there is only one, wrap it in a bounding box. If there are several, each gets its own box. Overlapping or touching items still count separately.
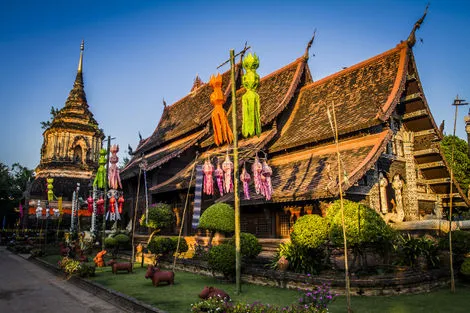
[402,131,419,220]
[434,195,443,220]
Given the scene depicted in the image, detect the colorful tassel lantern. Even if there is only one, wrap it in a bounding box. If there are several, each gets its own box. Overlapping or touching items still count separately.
[87,196,93,214]
[97,197,105,215]
[261,160,273,200]
[210,73,233,146]
[203,159,214,195]
[118,195,124,214]
[242,53,261,138]
[108,144,122,190]
[252,155,263,194]
[240,166,251,200]
[46,177,54,201]
[215,162,224,196]
[93,149,107,189]
[222,154,233,193]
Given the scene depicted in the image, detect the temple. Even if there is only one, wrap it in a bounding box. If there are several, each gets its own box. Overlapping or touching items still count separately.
[121,13,469,238]
[28,41,104,215]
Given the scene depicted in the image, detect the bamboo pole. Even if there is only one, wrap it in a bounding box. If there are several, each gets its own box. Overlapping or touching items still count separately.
[230,49,241,295]
[101,136,111,251]
[131,167,142,268]
[328,104,352,312]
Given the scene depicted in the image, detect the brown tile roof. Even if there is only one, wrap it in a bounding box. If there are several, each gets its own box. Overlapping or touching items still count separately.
[270,130,392,202]
[121,128,208,179]
[135,66,239,154]
[150,127,277,194]
[270,42,409,153]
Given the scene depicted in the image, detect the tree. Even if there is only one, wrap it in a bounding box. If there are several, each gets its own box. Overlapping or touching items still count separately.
[0,162,34,228]
[139,203,174,243]
[440,135,470,195]
[40,106,60,129]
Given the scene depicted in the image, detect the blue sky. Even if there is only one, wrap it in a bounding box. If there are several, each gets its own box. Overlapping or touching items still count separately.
[1,0,469,169]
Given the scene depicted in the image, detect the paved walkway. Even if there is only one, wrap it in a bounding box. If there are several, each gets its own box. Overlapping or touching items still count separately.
[0,246,128,313]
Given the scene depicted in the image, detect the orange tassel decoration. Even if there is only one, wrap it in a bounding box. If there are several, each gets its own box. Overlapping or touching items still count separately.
[210,73,233,146]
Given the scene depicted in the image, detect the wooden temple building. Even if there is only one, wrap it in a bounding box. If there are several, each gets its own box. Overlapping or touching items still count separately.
[121,15,469,239]
[27,41,104,219]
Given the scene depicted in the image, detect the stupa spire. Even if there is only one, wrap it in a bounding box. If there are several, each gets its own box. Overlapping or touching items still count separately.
[65,40,88,107]
[78,39,84,73]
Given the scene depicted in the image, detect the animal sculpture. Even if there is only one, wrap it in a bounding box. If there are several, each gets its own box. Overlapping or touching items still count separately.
[93,250,107,267]
[108,260,132,274]
[198,286,231,301]
[144,265,174,287]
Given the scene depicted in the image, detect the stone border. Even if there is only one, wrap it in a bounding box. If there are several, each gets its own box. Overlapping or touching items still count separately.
[164,258,451,296]
[29,257,166,313]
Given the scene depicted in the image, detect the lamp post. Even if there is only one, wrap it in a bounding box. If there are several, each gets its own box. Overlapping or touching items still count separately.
[449,95,468,293]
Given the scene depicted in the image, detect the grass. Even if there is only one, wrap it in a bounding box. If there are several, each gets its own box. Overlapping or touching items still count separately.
[40,254,470,313]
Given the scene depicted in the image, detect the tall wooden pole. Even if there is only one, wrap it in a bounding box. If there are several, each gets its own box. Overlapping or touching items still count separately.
[101,135,111,251]
[449,96,468,293]
[230,49,241,294]
[131,167,142,267]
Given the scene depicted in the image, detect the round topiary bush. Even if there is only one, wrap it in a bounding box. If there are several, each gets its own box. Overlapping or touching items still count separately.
[290,214,328,249]
[114,233,130,244]
[208,243,236,278]
[171,237,189,254]
[461,258,470,279]
[148,236,175,256]
[104,237,118,248]
[326,199,394,247]
[199,203,235,247]
[140,203,174,230]
[228,232,262,259]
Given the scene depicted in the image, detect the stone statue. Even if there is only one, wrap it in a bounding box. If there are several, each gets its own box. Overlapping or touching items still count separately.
[383,174,405,223]
[379,173,389,214]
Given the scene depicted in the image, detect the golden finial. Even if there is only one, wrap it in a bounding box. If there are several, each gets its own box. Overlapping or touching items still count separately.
[78,39,84,73]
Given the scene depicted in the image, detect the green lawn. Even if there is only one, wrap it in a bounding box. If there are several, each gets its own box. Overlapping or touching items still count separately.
[88,264,470,313]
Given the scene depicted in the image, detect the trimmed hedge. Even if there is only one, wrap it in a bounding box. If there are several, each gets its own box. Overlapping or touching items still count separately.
[198,203,235,234]
[291,214,328,249]
[228,232,262,259]
[208,243,236,278]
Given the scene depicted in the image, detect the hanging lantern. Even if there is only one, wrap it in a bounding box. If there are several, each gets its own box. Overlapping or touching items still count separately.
[97,197,105,215]
[242,53,261,138]
[222,154,233,193]
[252,155,263,195]
[210,73,233,146]
[240,166,251,200]
[46,177,54,201]
[118,195,124,214]
[203,159,214,195]
[214,162,224,196]
[87,195,93,214]
[93,149,107,189]
[261,160,273,201]
[108,145,122,189]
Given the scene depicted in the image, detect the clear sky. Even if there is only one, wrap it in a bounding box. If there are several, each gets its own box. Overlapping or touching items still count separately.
[1,0,469,170]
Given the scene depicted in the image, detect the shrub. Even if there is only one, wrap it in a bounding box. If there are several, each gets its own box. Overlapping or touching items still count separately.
[199,203,235,247]
[394,234,439,268]
[30,248,44,257]
[58,257,81,275]
[171,237,189,254]
[104,237,118,248]
[208,243,236,278]
[273,242,324,274]
[190,297,227,313]
[327,200,394,248]
[298,281,337,311]
[228,232,262,259]
[460,258,470,277]
[114,233,130,244]
[439,230,470,256]
[148,236,175,256]
[78,262,96,278]
[139,203,174,230]
[291,214,328,250]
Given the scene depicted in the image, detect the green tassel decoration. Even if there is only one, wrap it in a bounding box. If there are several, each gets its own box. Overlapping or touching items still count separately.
[242,53,261,138]
[93,148,107,189]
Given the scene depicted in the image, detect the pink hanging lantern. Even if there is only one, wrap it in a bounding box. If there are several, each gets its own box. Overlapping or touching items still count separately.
[203,159,214,195]
[222,154,233,193]
[240,166,251,200]
[261,160,273,200]
[252,155,263,195]
[214,162,224,196]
